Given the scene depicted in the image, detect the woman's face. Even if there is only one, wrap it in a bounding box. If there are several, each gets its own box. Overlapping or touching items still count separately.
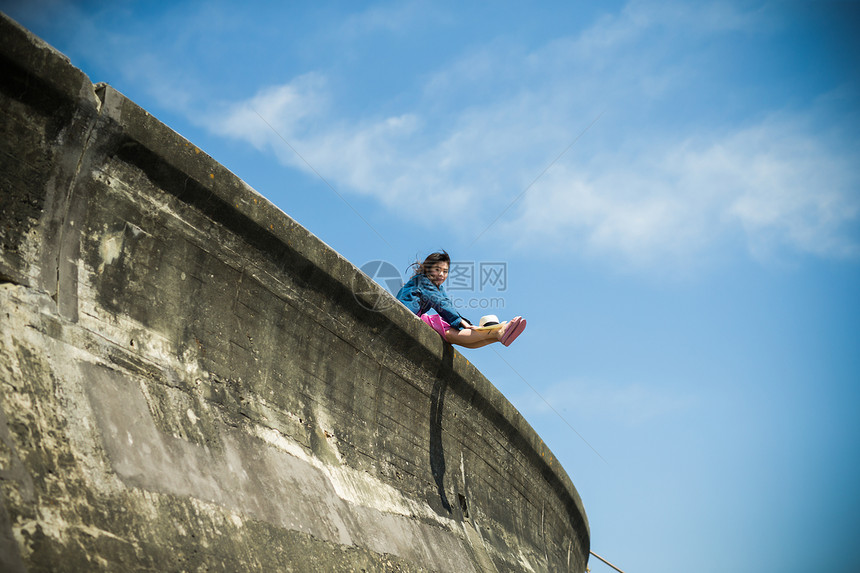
[426,262,449,286]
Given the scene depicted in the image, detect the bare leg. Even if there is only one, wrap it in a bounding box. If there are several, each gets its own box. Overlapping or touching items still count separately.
[443,323,512,348]
[456,338,497,349]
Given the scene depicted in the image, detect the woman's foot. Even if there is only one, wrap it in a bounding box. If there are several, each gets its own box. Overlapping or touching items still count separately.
[499,316,527,346]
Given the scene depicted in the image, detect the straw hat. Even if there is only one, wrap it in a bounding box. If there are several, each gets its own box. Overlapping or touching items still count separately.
[479,315,500,327]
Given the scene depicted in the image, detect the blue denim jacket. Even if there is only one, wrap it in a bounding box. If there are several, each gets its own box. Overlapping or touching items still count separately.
[396,274,466,329]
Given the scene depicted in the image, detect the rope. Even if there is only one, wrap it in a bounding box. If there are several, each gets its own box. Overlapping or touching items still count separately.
[590,550,626,573]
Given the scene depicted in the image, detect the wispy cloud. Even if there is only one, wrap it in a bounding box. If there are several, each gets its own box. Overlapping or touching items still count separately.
[201,0,859,269]
[210,73,331,150]
[339,0,437,37]
[510,111,860,266]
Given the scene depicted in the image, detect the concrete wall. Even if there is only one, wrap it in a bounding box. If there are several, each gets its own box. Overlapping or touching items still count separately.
[0,13,589,572]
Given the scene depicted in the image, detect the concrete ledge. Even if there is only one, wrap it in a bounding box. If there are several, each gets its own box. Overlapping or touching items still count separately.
[0,11,589,573]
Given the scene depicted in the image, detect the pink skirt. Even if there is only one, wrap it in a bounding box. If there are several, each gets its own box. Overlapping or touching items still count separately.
[420,314,452,339]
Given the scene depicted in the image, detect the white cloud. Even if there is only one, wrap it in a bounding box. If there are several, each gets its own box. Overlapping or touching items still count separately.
[205,71,533,213]
[210,73,330,150]
[721,120,860,259]
[510,114,860,266]
[339,0,437,37]
[201,0,860,269]
[558,0,760,71]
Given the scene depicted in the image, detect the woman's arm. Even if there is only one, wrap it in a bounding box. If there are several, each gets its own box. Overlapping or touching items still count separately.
[416,276,467,328]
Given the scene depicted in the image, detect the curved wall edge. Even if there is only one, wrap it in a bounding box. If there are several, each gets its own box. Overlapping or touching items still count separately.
[0,12,589,573]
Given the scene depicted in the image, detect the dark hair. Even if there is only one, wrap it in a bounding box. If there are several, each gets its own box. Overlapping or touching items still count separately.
[410,250,450,277]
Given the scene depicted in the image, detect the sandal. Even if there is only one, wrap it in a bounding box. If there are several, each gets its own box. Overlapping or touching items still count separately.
[500,317,527,347]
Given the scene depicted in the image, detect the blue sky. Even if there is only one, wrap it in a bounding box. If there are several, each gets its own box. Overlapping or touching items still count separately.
[4,1,859,571]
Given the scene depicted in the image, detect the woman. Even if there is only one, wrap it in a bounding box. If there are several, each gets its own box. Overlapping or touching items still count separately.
[396,251,526,348]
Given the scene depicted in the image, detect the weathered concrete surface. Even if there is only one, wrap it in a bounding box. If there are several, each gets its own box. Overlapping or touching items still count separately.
[0,12,589,572]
